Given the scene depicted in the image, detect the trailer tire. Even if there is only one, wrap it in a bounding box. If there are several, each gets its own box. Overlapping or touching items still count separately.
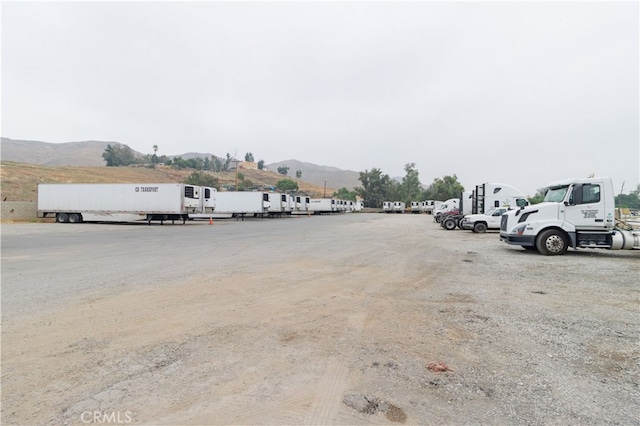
[443,218,457,230]
[68,213,82,223]
[56,213,69,223]
[537,229,568,256]
[473,222,488,233]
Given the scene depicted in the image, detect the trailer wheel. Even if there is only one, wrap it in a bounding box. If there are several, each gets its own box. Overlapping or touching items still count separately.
[536,229,568,255]
[68,213,82,223]
[56,213,69,223]
[443,218,457,230]
[473,222,488,233]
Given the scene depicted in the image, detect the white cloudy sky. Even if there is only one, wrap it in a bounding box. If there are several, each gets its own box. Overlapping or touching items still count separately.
[2,1,638,196]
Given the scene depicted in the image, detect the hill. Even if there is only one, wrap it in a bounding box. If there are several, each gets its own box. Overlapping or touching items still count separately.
[1,138,122,167]
[266,159,361,192]
[1,138,362,191]
[0,162,336,202]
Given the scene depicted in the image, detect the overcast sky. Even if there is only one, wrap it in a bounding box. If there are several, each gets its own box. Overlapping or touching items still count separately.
[2,1,638,196]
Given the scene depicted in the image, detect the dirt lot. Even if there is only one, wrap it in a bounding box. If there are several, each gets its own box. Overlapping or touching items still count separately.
[1,213,638,425]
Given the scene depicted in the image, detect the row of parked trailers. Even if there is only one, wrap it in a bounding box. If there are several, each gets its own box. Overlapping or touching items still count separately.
[194,191,363,220]
[36,183,363,224]
[382,200,437,214]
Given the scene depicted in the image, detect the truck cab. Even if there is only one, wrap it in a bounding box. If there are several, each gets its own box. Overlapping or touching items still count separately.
[500,177,622,255]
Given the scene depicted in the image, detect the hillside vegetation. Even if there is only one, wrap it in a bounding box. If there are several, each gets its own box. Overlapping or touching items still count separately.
[0,162,335,201]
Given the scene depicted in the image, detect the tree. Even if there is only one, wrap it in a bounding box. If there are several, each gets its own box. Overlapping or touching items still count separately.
[222,153,233,172]
[332,187,357,201]
[152,145,159,164]
[257,159,265,170]
[424,175,464,200]
[399,163,423,204]
[355,168,392,208]
[615,184,640,209]
[102,144,137,166]
[277,166,289,176]
[211,156,223,172]
[528,188,547,205]
[183,171,219,189]
[276,179,299,191]
[296,170,302,179]
[171,156,188,169]
[237,178,254,191]
[245,152,254,162]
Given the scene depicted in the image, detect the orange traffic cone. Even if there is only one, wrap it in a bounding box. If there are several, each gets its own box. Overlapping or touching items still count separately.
[209,216,213,225]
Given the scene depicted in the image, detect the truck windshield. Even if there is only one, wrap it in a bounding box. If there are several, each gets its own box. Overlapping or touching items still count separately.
[543,185,569,203]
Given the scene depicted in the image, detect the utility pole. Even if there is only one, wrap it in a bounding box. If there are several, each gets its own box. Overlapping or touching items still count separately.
[323,181,327,198]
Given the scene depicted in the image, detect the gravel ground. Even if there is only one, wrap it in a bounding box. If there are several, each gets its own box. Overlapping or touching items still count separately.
[1,213,638,425]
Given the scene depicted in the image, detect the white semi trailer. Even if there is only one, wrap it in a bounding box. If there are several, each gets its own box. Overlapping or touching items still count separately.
[309,198,336,214]
[191,191,271,220]
[291,195,310,215]
[457,183,529,232]
[37,183,202,224]
[500,177,639,255]
[393,202,406,213]
[266,192,292,217]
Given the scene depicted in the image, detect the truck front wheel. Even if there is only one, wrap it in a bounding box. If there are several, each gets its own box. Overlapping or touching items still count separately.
[537,229,568,255]
[473,222,488,233]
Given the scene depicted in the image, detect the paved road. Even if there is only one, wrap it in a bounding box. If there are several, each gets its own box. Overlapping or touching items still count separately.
[1,214,370,318]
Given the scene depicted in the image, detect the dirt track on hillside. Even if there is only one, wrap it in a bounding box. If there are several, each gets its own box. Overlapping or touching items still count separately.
[2,214,638,425]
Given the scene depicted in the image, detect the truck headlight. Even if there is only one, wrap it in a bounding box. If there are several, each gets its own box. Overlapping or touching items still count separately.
[512,224,527,235]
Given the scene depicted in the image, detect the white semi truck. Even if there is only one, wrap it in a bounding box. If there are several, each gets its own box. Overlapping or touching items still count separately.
[500,177,639,255]
[440,183,528,231]
[37,183,202,224]
[457,183,529,232]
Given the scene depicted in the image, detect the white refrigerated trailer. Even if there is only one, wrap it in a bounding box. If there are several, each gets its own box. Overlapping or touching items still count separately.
[37,183,202,224]
[291,195,310,215]
[309,198,336,214]
[190,191,271,220]
[393,201,406,213]
[266,192,292,217]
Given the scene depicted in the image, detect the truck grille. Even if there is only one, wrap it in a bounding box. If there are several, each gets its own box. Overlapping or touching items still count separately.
[501,215,508,231]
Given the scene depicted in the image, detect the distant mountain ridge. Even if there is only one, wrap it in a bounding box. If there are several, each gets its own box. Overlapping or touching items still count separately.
[266,159,361,193]
[0,138,362,190]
